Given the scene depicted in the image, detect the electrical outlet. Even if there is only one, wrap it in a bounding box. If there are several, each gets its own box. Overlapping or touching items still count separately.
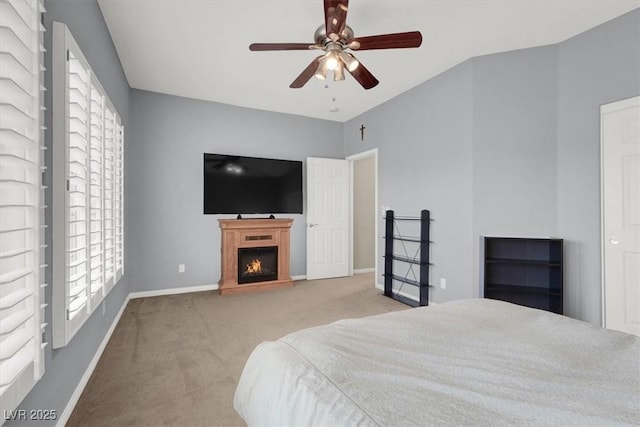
[178,264,185,273]
[440,278,447,289]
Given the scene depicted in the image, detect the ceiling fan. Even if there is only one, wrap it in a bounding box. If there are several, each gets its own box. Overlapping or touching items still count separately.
[249,0,422,90]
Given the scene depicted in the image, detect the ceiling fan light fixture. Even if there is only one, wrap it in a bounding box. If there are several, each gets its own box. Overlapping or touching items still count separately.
[324,51,339,71]
[339,51,359,72]
[334,62,345,81]
[315,58,328,80]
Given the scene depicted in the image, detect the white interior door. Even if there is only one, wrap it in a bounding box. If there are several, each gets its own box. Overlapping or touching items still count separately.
[306,157,349,280]
[602,96,640,336]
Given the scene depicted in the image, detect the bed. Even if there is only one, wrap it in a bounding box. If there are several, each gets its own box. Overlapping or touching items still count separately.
[234,298,640,426]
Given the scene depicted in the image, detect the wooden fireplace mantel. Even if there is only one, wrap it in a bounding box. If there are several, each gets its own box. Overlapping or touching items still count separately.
[218,218,294,295]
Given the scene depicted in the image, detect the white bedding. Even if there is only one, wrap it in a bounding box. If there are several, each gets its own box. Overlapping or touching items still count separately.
[234,298,640,426]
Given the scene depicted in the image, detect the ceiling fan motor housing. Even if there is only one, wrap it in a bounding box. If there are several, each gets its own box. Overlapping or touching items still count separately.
[314,24,354,48]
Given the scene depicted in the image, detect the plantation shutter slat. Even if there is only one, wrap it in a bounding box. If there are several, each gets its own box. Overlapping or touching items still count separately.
[0,0,47,414]
[0,339,33,389]
[0,308,31,335]
[0,288,33,309]
[0,328,31,360]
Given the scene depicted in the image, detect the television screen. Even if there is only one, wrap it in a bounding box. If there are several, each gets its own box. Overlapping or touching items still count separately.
[203,153,303,214]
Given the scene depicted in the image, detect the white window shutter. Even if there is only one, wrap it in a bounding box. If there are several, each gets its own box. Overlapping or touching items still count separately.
[103,104,115,288]
[65,47,90,331]
[114,123,123,280]
[52,22,124,348]
[89,81,104,307]
[0,0,47,415]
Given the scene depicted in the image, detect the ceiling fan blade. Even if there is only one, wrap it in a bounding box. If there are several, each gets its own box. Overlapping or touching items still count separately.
[324,0,340,35]
[249,43,315,51]
[290,56,322,89]
[349,31,422,50]
[328,1,349,40]
[346,60,379,90]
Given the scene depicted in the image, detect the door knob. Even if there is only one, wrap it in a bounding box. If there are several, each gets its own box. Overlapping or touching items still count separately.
[309,223,319,228]
[609,236,619,245]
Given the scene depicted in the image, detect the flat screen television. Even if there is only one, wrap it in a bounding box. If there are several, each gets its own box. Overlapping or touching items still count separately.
[203,153,303,214]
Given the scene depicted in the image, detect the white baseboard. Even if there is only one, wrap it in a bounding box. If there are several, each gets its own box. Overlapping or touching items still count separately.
[57,293,131,427]
[375,282,417,300]
[129,284,218,299]
[292,271,373,280]
[375,282,435,305]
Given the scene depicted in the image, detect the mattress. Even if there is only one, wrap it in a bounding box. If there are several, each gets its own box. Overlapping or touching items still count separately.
[234,298,640,426]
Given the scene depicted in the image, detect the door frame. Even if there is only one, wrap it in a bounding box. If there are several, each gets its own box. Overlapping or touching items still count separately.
[600,95,639,329]
[346,148,379,281]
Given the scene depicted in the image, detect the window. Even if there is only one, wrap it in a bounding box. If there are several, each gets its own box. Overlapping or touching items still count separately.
[52,22,124,348]
[0,0,47,414]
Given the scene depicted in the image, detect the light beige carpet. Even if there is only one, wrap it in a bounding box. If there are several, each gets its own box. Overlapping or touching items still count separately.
[67,273,407,426]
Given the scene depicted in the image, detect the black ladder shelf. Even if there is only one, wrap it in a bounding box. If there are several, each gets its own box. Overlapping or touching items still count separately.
[383,210,431,307]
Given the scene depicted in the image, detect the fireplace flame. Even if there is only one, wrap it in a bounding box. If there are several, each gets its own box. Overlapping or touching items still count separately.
[245,259,262,274]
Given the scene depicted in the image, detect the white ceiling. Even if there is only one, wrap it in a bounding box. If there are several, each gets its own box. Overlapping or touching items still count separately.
[97,0,639,122]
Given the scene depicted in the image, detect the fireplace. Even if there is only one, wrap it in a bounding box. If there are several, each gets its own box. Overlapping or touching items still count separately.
[238,246,278,284]
[218,218,293,295]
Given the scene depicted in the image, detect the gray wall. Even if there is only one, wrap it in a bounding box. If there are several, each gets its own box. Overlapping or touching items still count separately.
[344,61,475,302]
[472,45,559,293]
[10,0,132,425]
[128,90,343,293]
[557,10,640,324]
[343,9,639,321]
